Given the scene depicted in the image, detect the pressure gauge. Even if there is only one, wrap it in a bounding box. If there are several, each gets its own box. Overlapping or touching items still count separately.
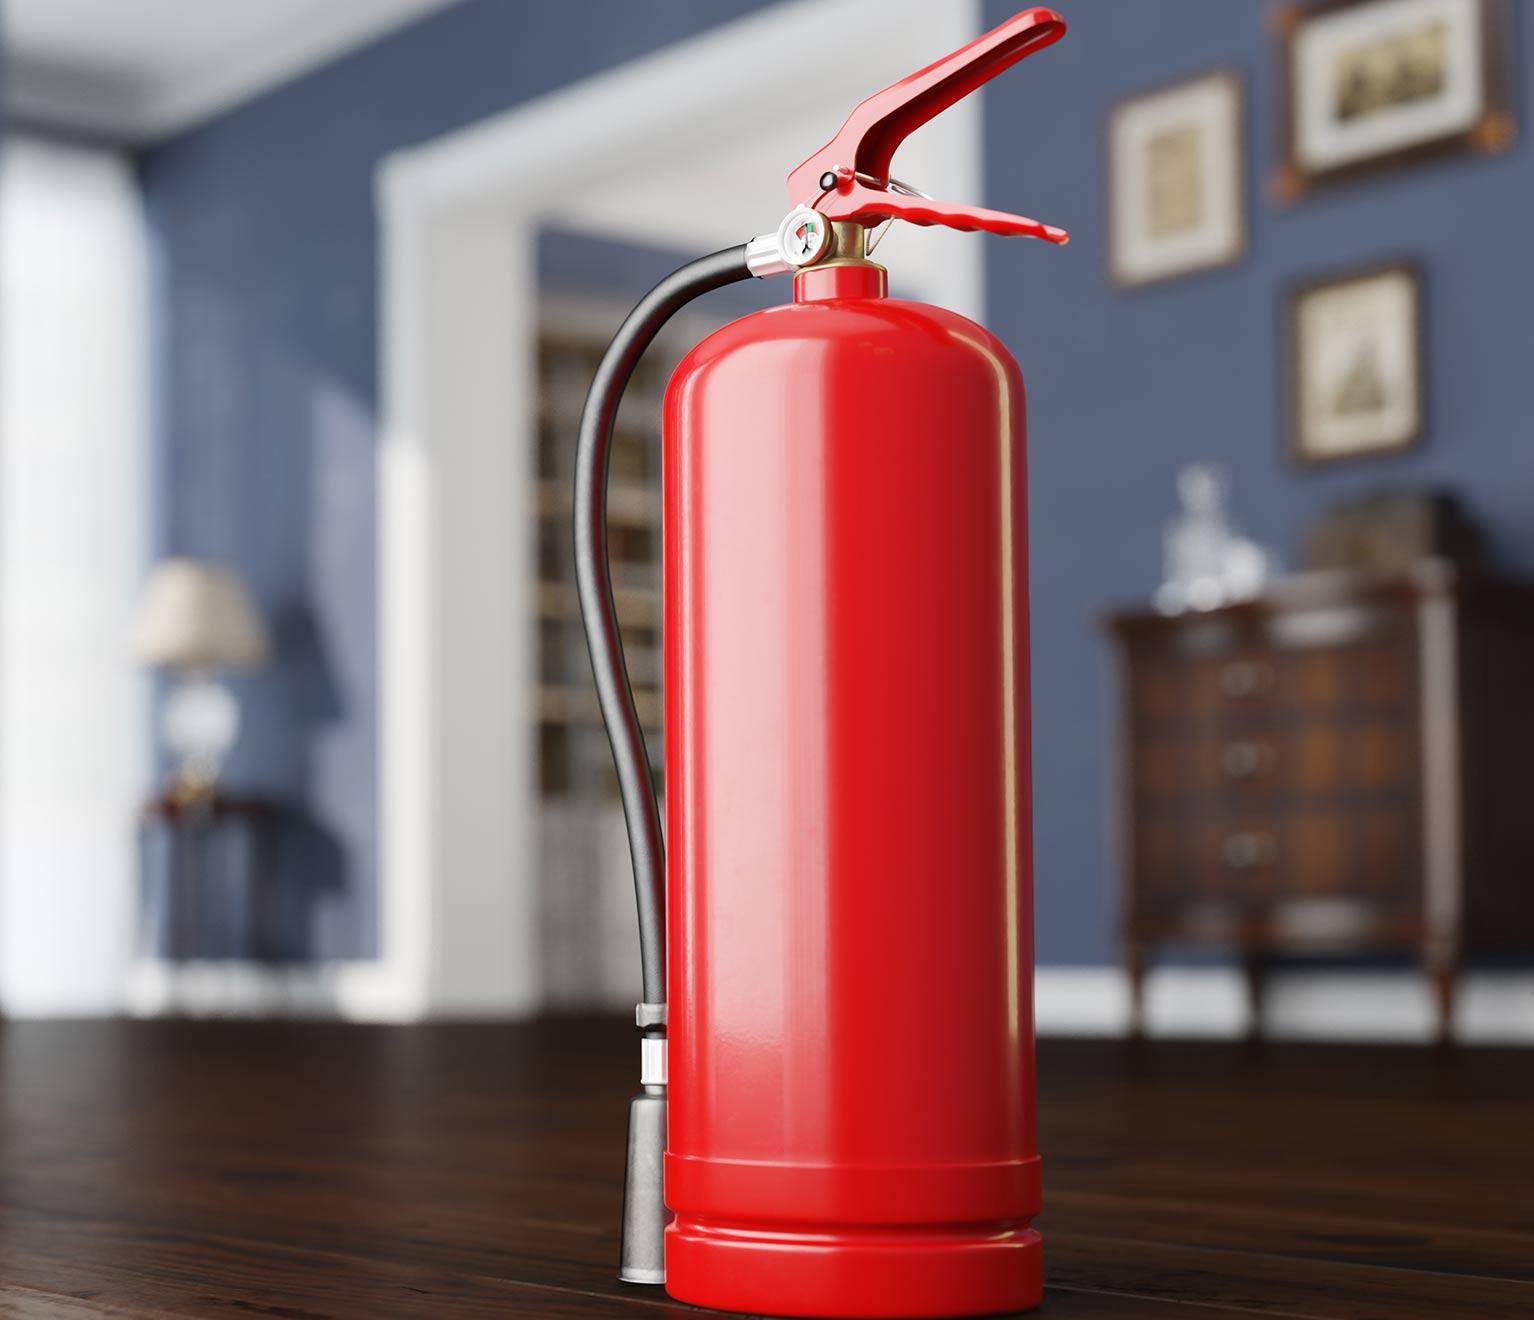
[776,206,831,268]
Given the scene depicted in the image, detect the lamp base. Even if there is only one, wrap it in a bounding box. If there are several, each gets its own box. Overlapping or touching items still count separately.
[161,672,239,802]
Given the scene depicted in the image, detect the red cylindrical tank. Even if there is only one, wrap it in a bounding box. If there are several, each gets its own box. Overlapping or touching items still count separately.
[662,255,1039,1318]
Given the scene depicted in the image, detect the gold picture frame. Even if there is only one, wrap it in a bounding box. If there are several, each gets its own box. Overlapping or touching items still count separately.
[1108,70,1246,289]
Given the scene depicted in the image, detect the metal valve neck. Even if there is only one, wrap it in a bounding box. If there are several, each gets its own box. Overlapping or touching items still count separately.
[794,222,887,303]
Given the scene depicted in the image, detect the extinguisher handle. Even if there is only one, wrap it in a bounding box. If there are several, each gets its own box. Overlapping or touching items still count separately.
[785,7,1068,244]
[821,175,1068,245]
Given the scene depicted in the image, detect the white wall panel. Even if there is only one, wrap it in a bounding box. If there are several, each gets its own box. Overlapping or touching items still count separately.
[0,136,151,1014]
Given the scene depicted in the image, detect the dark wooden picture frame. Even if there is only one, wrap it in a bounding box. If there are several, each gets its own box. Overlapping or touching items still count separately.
[1273,0,1515,201]
[1107,69,1247,289]
[1286,260,1424,467]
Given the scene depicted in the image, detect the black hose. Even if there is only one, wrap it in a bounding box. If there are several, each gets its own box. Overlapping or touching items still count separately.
[573,245,753,1009]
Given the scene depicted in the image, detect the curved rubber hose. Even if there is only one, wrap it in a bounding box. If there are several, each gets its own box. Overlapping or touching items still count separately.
[573,245,752,1008]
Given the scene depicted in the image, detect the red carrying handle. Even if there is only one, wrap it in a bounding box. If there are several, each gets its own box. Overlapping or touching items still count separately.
[786,7,1068,244]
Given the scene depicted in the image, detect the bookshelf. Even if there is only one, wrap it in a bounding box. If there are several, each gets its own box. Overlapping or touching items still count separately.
[533,298,716,804]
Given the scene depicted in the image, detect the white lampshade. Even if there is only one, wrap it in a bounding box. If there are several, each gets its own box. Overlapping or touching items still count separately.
[130,558,270,671]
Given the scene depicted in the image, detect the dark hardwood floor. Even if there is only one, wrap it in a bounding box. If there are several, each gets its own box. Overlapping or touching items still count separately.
[0,1018,1529,1318]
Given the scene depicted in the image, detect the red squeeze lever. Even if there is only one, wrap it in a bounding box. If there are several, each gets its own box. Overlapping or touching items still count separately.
[786,6,1069,244]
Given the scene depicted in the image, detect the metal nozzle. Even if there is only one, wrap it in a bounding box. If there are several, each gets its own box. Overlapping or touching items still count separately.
[617,1084,668,1285]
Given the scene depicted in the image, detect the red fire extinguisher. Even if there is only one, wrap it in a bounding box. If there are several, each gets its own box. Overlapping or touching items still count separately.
[574,9,1069,1316]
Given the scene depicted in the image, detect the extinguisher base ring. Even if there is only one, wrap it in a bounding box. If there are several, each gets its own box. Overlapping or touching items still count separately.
[664,1217,1041,1317]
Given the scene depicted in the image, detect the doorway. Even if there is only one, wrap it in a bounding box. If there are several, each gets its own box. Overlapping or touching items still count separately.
[364,0,986,1020]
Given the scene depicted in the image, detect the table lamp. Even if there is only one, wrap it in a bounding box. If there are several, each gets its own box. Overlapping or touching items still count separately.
[131,558,270,803]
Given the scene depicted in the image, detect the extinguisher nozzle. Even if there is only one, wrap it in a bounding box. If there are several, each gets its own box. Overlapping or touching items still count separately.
[617,1086,669,1285]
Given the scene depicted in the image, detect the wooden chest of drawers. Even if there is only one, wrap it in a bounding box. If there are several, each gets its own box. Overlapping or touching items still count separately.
[1106,562,1534,1039]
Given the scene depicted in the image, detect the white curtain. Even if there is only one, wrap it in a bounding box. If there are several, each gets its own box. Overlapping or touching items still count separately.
[0,135,151,1014]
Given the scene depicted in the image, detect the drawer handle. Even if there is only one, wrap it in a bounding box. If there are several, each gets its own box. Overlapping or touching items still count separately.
[1220,660,1275,697]
[1221,740,1274,779]
[1223,832,1277,869]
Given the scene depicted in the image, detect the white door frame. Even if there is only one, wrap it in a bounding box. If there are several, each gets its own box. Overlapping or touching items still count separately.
[359,0,985,1021]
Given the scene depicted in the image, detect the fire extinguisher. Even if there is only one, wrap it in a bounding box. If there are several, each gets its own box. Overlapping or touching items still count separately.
[574,9,1069,1316]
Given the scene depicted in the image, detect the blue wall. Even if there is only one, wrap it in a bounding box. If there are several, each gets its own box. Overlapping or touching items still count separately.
[985,0,1533,964]
[143,0,1533,965]
[140,1,774,958]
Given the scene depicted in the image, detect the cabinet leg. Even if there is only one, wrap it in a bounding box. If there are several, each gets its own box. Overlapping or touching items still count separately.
[1428,953,1459,1046]
[1243,951,1267,1041]
[1126,944,1148,1039]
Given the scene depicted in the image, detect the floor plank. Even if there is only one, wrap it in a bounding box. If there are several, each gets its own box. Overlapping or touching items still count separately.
[1045,1190,1534,1282]
[1,1019,1528,1318]
[1048,1233,1533,1320]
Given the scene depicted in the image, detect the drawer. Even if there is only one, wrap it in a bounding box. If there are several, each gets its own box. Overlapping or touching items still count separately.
[1133,717,1419,805]
[1187,650,1283,724]
[1127,612,1418,734]
[1224,717,1419,798]
[1133,813,1286,909]
[1194,817,1297,904]
[1132,731,1289,802]
[1133,646,1295,730]
[1133,802,1421,911]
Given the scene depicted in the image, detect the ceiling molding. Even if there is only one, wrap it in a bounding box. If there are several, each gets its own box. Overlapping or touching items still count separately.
[3,0,458,146]
[6,59,148,145]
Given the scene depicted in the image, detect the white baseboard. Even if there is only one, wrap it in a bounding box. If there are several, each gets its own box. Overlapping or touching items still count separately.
[124,959,338,1018]
[110,959,1534,1045]
[1035,966,1534,1044]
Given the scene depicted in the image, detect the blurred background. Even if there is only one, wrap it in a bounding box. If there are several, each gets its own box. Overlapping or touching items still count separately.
[1,0,1529,1042]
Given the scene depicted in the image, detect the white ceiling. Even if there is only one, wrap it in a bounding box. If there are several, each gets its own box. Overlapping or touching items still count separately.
[4,0,459,143]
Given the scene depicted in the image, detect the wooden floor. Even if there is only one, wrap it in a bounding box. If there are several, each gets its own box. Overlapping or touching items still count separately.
[0,1019,1529,1318]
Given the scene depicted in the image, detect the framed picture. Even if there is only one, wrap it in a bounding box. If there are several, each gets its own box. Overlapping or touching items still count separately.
[1275,0,1515,199]
[1288,262,1423,465]
[1109,71,1245,288]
